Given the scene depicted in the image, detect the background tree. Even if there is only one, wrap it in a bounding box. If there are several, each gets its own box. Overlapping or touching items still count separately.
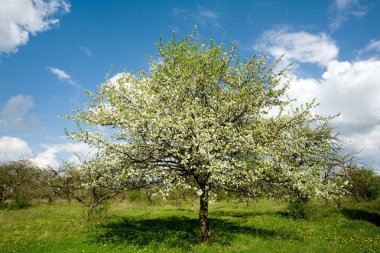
[51,154,147,219]
[0,160,53,208]
[344,165,380,201]
[66,32,346,240]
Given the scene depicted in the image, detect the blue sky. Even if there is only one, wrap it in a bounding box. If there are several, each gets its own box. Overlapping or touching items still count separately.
[1,0,380,170]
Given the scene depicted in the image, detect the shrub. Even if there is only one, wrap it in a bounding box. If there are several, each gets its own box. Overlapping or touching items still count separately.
[127,190,142,202]
[287,199,318,219]
[8,195,30,209]
[346,167,380,201]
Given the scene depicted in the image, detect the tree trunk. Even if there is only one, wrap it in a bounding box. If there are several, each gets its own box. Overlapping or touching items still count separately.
[87,206,94,220]
[246,196,250,208]
[199,188,211,241]
[68,192,72,204]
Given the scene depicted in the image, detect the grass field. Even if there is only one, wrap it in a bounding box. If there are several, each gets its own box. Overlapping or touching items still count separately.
[1,198,379,253]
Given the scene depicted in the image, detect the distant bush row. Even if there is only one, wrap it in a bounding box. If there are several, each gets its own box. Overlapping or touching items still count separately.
[1,159,379,218]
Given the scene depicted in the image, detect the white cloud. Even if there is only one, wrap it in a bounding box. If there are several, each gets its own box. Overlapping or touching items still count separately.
[108,72,133,90]
[48,66,70,79]
[0,94,39,131]
[357,39,380,60]
[173,7,186,15]
[257,31,380,169]
[0,0,70,54]
[287,59,380,169]
[329,0,368,31]
[0,135,94,168]
[255,29,339,67]
[196,8,221,29]
[199,10,218,19]
[345,125,380,159]
[173,7,221,29]
[80,46,92,56]
[109,73,124,84]
[365,39,380,52]
[0,136,32,162]
[32,142,93,168]
[47,66,75,85]
[335,0,357,10]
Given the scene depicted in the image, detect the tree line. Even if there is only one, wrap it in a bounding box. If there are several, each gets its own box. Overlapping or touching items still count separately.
[0,157,379,211]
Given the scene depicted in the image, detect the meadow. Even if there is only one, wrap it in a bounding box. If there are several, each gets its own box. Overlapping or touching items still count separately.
[1,198,379,253]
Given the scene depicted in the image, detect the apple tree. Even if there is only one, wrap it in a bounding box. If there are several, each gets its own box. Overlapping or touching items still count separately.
[66,32,345,240]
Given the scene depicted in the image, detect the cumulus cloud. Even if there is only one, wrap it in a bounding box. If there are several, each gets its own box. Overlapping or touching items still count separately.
[0,135,93,168]
[289,60,380,118]
[254,29,339,67]
[47,66,75,85]
[32,142,93,168]
[257,29,380,169]
[287,59,380,169]
[345,125,380,159]
[0,94,39,131]
[0,136,33,162]
[0,0,70,54]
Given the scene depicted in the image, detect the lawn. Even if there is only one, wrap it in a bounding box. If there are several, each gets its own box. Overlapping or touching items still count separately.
[0,199,379,253]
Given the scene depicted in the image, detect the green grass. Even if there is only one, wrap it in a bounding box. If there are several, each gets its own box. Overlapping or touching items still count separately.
[0,199,379,253]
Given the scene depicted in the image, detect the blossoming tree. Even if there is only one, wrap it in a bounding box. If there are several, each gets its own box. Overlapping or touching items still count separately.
[66,32,344,240]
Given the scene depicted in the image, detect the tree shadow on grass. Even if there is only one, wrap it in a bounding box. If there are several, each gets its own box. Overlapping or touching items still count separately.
[341,208,380,226]
[90,215,301,249]
[210,210,277,219]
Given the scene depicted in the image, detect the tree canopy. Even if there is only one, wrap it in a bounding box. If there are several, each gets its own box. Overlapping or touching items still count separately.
[66,32,345,240]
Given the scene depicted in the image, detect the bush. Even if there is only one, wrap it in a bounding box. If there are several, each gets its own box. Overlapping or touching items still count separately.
[127,190,142,202]
[216,191,228,202]
[8,195,30,209]
[346,167,380,201]
[287,199,316,219]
